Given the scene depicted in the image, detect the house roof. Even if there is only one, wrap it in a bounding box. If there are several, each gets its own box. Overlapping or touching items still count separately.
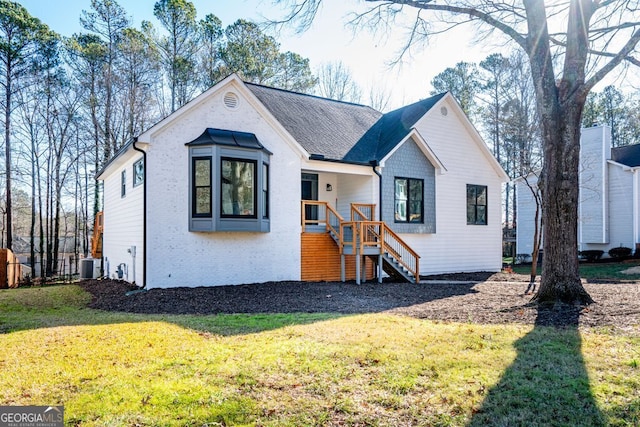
[343,94,447,162]
[185,128,272,154]
[245,82,383,162]
[611,143,640,167]
[97,74,500,178]
[246,82,447,164]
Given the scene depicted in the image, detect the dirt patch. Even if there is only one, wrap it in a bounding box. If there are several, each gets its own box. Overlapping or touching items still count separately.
[79,273,640,334]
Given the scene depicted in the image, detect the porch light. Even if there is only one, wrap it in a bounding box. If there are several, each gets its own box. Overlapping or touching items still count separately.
[326,183,333,192]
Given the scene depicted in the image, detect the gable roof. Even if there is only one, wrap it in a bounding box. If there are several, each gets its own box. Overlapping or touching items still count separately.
[246,82,382,162]
[343,93,447,162]
[611,143,640,167]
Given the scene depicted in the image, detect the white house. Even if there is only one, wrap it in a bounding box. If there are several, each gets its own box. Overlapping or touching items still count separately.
[97,74,508,288]
[516,125,640,258]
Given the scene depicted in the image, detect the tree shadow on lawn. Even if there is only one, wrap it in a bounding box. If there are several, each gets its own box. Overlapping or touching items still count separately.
[468,304,605,427]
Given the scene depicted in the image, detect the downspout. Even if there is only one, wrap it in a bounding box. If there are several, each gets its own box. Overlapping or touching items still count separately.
[634,169,639,254]
[370,160,382,221]
[132,137,147,288]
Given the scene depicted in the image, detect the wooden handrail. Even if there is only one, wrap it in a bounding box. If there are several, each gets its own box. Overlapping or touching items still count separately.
[381,225,420,280]
[302,201,420,282]
[351,203,375,221]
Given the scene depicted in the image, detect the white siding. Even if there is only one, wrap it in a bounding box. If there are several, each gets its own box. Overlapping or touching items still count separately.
[582,163,634,252]
[400,97,505,274]
[336,174,377,219]
[515,176,541,257]
[102,151,144,284]
[142,82,301,288]
[579,126,611,244]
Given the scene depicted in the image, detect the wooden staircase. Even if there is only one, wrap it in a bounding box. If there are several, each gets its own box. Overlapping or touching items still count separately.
[91,211,104,259]
[302,201,420,284]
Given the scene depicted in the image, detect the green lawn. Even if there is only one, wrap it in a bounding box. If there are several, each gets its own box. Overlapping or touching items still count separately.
[1,285,639,426]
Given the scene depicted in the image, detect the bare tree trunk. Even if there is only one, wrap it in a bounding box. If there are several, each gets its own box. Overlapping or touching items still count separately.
[30,126,37,272]
[4,63,12,250]
[524,0,594,305]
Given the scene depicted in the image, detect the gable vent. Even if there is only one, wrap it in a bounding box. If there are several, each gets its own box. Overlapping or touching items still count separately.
[223,92,239,109]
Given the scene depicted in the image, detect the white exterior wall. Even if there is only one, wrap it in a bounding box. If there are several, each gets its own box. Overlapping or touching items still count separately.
[101,150,144,284]
[336,174,377,219]
[515,175,541,257]
[400,97,505,274]
[605,164,634,249]
[138,81,302,288]
[581,163,634,252]
[579,126,611,244]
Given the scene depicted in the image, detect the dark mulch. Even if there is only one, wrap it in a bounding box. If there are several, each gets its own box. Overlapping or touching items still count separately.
[79,273,640,333]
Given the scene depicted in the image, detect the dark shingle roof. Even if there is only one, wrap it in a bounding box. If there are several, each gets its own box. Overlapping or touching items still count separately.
[185,128,272,154]
[344,93,447,162]
[246,82,382,161]
[246,82,446,164]
[611,144,640,167]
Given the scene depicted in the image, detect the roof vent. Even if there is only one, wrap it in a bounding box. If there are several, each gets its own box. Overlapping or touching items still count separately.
[223,92,239,109]
[440,106,448,116]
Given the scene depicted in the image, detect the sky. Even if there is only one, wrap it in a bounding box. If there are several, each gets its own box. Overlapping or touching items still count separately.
[18,0,498,110]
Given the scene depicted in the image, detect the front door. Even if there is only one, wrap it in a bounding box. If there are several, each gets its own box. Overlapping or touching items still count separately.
[301,173,319,221]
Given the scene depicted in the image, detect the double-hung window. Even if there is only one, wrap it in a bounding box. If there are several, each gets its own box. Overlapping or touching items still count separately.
[394,177,424,223]
[467,184,487,225]
[187,128,271,232]
[193,157,212,217]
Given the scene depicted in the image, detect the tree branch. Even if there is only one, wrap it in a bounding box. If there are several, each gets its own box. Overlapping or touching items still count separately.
[363,0,528,50]
[584,28,640,92]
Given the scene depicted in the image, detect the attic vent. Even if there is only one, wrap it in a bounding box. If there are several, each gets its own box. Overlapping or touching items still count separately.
[223,92,239,109]
[440,106,448,116]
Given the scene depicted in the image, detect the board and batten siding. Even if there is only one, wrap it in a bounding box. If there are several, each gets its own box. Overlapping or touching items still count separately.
[142,81,301,288]
[101,151,144,285]
[399,97,505,274]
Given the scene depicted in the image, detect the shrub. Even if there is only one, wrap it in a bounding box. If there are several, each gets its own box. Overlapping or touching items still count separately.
[580,250,604,262]
[608,246,632,259]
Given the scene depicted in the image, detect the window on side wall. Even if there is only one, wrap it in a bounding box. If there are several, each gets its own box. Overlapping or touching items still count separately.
[121,170,126,197]
[193,157,212,218]
[186,129,271,232]
[394,177,424,223]
[467,184,487,225]
[133,158,144,187]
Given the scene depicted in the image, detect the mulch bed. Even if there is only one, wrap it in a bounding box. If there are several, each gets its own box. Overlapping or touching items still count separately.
[79,272,640,334]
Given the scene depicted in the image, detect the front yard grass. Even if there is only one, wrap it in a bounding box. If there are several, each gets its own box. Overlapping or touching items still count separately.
[1,285,639,426]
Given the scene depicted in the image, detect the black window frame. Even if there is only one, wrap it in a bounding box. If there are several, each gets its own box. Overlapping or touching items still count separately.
[220,157,258,219]
[192,156,212,218]
[394,177,424,224]
[121,170,126,198]
[133,158,144,187]
[262,162,269,219]
[467,184,488,225]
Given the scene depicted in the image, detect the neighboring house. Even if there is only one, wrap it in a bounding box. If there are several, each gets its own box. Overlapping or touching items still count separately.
[516,125,640,258]
[97,74,507,288]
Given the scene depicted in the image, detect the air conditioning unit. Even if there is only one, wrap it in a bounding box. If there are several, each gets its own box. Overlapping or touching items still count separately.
[79,258,102,279]
[79,258,94,279]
